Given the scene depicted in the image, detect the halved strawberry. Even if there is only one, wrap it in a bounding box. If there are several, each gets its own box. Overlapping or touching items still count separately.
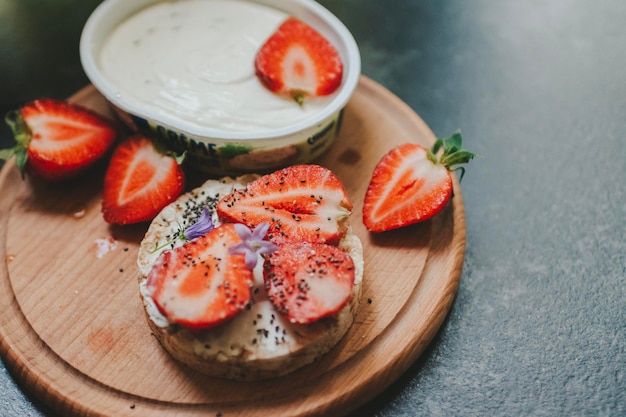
[101,134,185,225]
[363,131,475,232]
[146,224,253,329]
[217,165,352,245]
[255,17,343,104]
[263,241,355,324]
[1,98,117,180]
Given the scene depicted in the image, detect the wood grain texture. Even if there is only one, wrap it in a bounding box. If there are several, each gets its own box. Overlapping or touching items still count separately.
[0,76,466,417]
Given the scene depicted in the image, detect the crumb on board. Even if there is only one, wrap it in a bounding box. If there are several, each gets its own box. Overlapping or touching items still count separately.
[95,236,118,259]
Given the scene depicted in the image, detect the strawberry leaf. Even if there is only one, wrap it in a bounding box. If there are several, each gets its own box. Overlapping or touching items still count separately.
[3,109,32,178]
[453,166,467,182]
[443,130,463,153]
[0,148,15,160]
[429,130,475,180]
[442,150,475,167]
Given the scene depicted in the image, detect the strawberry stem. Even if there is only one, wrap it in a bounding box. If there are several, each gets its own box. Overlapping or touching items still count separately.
[291,90,306,106]
[428,130,475,181]
[2,110,31,178]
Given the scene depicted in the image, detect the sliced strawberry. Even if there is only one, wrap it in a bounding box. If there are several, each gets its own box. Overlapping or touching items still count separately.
[146,224,253,329]
[217,165,352,245]
[1,98,117,180]
[363,131,475,232]
[101,134,185,225]
[263,241,355,324]
[255,17,343,104]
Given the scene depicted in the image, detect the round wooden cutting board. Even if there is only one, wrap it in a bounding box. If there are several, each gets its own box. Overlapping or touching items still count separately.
[0,76,466,417]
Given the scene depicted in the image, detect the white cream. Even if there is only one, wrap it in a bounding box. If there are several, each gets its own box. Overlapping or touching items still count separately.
[99,0,335,133]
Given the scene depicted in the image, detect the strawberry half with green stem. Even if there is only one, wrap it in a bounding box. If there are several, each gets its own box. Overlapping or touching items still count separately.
[146,223,254,330]
[363,131,475,232]
[217,165,353,245]
[0,98,117,181]
[255,17,343,105]
[263,241,355,324]
[101,134,185,225]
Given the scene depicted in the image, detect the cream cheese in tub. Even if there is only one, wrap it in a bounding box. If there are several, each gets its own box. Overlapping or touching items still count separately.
[98,0,334,133]
[81,0,361,174]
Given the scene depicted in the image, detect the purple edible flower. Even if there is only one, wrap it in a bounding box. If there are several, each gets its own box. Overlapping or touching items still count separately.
[183,207,214,240]
[228,222,279,270]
